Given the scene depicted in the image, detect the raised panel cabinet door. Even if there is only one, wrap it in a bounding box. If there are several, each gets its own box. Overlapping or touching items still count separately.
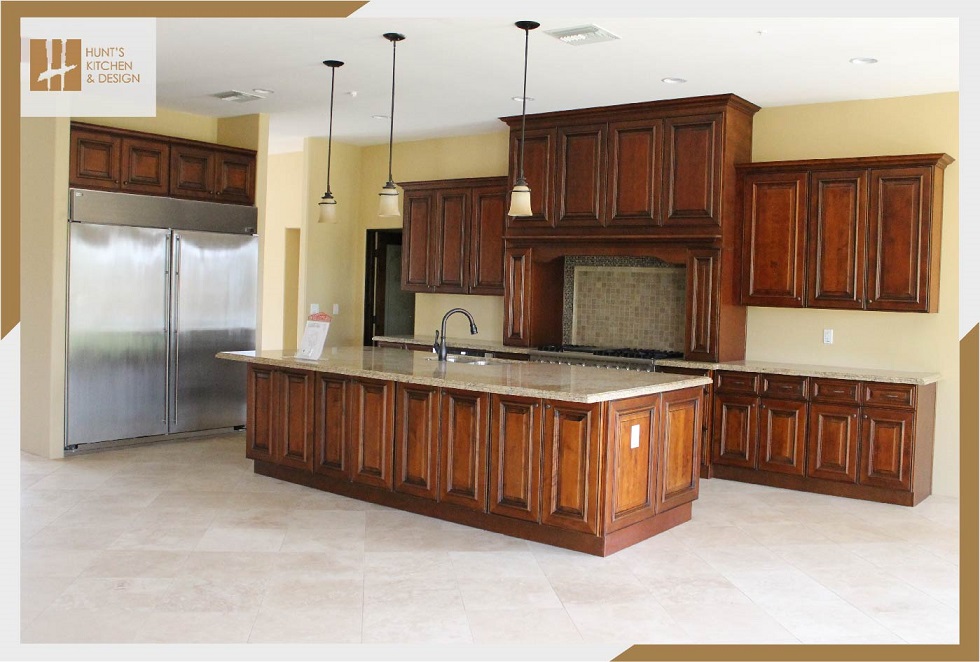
[314,373,349,480]
[711,393,758,469]
[807,403,860,483]
[401,191,435,292]
[604,394,659,533]
[348,377,395,489]
[170,144,215,200]
[120,137,169,195]
[606,119,663,227]
[277,369,315,471]
[503,247,531,346]
[757,398,807,476]
[685,249,719,361]
[489,394,542,522]
[859,407,915,491]
[541,401,602,534]
[740,170,807,307]
[394,383,441,500]
[506,128,556,229]
[432,189,469,293]
[245,365,277,463]
[867,167,933,312]
[468,184,508,295]
[658,388,702,511]
[662,114,723,227]
[439,389,489,511]
[807,169,869,309]
[554,124,606,227]
[69,129,121,190]
[214,150,256,204]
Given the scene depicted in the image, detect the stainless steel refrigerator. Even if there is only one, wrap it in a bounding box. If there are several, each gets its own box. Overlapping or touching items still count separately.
[66,188,258,449]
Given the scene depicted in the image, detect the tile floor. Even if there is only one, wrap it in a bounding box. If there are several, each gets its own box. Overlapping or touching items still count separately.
[19,433,961,645]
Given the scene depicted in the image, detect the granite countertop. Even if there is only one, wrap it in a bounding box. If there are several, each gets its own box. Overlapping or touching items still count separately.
[372,334,529,356]
[219,347,710,403]
[656,358,940,385]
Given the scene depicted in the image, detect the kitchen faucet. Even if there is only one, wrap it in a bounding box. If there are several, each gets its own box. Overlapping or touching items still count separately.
[433,308,478,361]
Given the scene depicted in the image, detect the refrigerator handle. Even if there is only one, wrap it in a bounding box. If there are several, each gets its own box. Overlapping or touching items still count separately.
[164,234,172,424]
[173,233,182,425]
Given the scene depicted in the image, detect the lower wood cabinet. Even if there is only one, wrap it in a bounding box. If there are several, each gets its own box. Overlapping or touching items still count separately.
[542,401,602,534]
[439,389,489,511]
[314,373,349,480]
[807,403,859,483]
[712,394,758,469]
[394,383,440,500]
[604,394,659,533]
[658,388,702,510]
[758,399,807,476]
[348,377,395,489]
[860,407,915,491]
[489,394,542,523]
[245,365,314,470]
[245,365,277,463]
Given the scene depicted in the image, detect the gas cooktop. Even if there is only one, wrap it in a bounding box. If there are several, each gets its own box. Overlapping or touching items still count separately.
[535,344,683,361]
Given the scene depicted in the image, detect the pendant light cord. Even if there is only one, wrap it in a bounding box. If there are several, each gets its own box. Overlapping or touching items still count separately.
[517,26,530,183]
[387,39,397,184]
[326,66,336,195]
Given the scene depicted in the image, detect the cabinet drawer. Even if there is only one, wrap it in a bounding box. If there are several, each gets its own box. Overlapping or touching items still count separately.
[761,374,808,401]
[715,371,759,395]
[811,379,861,404]
[863,383,916,409]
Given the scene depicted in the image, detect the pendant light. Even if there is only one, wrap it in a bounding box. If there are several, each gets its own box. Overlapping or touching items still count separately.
[318,60,344,224]
[508,20,540,218]
[378,32,405,217]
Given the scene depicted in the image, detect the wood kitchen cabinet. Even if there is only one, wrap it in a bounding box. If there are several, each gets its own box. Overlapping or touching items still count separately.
[70,122,257,205]
[314,372,349,480]
[541,401,602,534]
[489,393,542,522]
[348,376,395,490]
[394,382,441,500]
[657,388,702,511]
[245,364,277,463]
[604,394,660,533]
[554,124,606,228]
[439,389,489,511]
[738,154,952,313]
[662,114,724,228]
[506,128,557,229]
[685,249,721,361]
[606,119,663,227]
[244,365,314,471]
[807,403,860,483]
[400,177,508,295]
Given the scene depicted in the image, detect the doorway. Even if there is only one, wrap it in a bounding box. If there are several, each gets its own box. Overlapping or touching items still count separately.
[363,229,415,345]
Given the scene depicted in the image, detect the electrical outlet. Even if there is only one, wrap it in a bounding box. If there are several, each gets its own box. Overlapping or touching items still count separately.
[630,424,640,449]
[309,303,319,314]
[823,329,834,344]
[332,303,340,315]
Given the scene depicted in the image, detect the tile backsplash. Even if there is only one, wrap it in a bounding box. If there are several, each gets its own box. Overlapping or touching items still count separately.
[562,256,686,350]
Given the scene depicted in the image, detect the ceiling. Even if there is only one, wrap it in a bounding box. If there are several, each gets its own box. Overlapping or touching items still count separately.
[155,12,958,153]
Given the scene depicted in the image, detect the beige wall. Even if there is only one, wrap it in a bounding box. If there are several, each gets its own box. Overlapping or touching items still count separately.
[85,107,217,143]
[262,151,304,349]
[20,117,70,459]
[749,92,959,496]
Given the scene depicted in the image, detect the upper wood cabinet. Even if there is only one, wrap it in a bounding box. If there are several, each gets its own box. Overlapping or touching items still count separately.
[400,177,508,296]
[500,95,758,238]
[69,122,257,205]
[738,154,952,313]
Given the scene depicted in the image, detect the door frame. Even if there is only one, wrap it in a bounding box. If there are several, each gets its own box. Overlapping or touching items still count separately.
[363,229,408,345]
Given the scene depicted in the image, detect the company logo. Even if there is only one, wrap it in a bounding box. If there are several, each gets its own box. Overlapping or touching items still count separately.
[29,38,82,91]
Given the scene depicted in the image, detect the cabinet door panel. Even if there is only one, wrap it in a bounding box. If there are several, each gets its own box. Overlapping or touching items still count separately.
[606,119,663,226]
[348,378,394,489]
[402,192,435,292]
[663,114,722,227]
[215,151,255,204]
[314,373,349,479]
[808,169,868,309]
[807,403,859,483]
[433,189,468,293]
[277,370,315,471]
[70,130,121,190]
[120,137,169,195]
[503,248,531,346]
[170,145,215,200]
[605,394,659,532]
[542,402,601,534]
[555,124,605,227]
[469,185,507,295]
[758,398,807,476]
[394,383,440,500]
[658,388,701,511]
[859,407,914,491]
[440,389,489,511]
[685,249,719,361]
[867,167,932,312]
[712,394,758,469]
[489,394,541,522]
[507,128,556,229]
[740,171,807,306]
[246,365,276,462]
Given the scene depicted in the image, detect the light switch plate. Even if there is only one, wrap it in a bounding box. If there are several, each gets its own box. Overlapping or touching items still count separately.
[310,303,319,314]
[823,328,834,344]
[630,424,640,449]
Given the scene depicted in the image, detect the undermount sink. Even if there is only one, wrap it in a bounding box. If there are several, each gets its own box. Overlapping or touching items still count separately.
[426,354,491,366]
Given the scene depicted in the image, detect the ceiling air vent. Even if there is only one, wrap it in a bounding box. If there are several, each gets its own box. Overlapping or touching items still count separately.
[544,24,620,46]
[211,90,266,103]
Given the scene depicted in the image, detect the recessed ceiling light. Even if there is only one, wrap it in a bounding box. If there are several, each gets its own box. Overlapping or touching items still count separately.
[252,88,274,95]
[512,96,535,102]
[346,91,358,98]
[661,77,687,84]
[372,114,390,120]
[849,57,878,65]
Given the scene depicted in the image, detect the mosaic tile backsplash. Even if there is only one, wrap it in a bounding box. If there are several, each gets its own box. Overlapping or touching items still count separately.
[562,257,686,350]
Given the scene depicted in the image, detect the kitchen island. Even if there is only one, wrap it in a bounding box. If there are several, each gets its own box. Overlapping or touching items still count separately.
[217,347,710,555]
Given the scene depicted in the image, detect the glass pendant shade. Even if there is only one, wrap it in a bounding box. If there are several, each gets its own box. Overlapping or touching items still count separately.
[318,193,337,224]
[508,182,532,217]
[378,181,400,217]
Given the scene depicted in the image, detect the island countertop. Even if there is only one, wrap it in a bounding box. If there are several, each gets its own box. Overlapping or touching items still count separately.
[218,347,710,404]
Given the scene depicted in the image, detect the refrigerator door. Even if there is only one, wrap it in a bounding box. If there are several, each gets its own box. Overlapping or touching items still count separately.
[170,230,257,433]
[67,223,170,446]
